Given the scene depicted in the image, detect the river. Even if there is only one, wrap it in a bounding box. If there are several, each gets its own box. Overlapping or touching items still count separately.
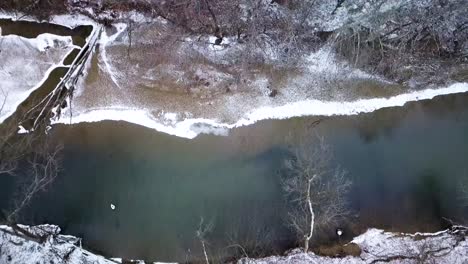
[2,92,463,262]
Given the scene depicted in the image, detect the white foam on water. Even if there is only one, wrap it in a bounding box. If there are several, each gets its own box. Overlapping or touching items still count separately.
[53,82,468,139]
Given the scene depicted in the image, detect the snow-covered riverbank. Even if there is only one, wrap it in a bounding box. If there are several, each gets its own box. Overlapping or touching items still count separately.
[0,30,75,123]
[1,224,467,264]
[0,224,176,264]
[0,12,99,126]
[0,224,117,264]
[240,227,468,264]
[53,82,468,139]
[45,11,468,139]
[2,4,468,139]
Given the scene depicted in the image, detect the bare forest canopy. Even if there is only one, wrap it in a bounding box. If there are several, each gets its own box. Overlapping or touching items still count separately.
[2,0,468,60]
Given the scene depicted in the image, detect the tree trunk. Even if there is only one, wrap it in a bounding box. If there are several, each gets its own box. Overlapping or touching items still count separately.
[201,239,210,264]
[202,0,220,38]
[304,178,315,252]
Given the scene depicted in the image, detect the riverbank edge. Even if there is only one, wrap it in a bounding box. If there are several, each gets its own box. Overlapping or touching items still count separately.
[2,11,468,139]
[52,82,468,139]
[0,12,99,129]
[1,223,467,263]
[240,226,468,263]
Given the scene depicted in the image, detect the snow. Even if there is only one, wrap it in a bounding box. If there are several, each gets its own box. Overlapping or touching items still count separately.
[0,11,97,30]
[0,12,37,22]
[34,33,74,52]
[17,125,29,134]
[351,227,468,263]
[100,23,127,89]
[0,225,116,264]
[2,223,466,264]
[0,12,101,126]
[51,14,97,29]
[52,107,230,139]
[241,227,468,264]
[49,17,468,139]
[45,15,408,140]
[3,11,467,141]
[238,83,468,124]
[0,224,177,264]
[0,33,74,123]
[207,36,233,51]
[305,46,375,80]
[163,112,178,122]
[53,82,468,139]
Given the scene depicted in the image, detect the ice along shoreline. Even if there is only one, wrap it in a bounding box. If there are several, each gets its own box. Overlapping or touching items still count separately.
[53,82,468,139]
[2,11,468,139]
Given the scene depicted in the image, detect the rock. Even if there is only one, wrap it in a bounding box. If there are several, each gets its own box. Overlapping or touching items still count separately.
[269,89,278,97]
[214,37,222,45]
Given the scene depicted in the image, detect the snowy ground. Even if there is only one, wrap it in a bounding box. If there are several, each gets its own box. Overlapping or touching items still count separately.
[2,9,468,139]
[0,31,76,123]
[0,224,119,264]
[0,224,175,264]
[54,17,468,138]
[1,224,466,264]
[239,227,468,264]
[41,12,468,139]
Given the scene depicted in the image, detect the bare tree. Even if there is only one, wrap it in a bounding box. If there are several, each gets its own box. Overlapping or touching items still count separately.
[458,176,468,208]
[196,216,214,264]
[456,175,468,227]
[1,94,62,224]
[6,135,62,223]
[281,136,351,252]
[224,206,276,259]
[0,0,68,21]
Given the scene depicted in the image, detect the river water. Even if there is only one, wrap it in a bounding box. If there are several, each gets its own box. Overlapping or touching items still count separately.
[4,91,464,262]
[0,18,92,46]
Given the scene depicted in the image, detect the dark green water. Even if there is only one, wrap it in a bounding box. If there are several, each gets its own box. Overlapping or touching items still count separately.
[0,18,93,46]
[3,92,465,262]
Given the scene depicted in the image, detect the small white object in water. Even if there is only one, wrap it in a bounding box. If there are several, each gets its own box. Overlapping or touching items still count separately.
[110,203,116,210]
[337,228,343,236]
